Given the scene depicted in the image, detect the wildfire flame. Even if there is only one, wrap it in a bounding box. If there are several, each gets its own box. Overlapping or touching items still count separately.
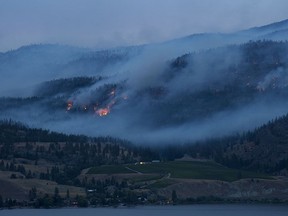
[66,88,123,117]
[95,100,115,117]
[67,101,73,111]
[96,108,110,116]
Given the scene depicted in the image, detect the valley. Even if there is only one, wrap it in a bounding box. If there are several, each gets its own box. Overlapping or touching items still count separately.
[0,19,288,208]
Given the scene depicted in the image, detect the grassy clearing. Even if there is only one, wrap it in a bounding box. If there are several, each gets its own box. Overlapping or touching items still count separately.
[127,161,271,181]
[11,178,86,197]
[149,179,176,189]
[0,171,86,200]
[129,174,163,183]
[88,161,271,182]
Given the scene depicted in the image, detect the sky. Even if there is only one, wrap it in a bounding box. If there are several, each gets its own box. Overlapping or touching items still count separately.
[0,0,287,52]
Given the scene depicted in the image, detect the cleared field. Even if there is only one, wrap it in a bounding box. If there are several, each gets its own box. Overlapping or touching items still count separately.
[88,165,134,174]
[88,161,271,182]
[10,178,86,197]
[0,171,86,200]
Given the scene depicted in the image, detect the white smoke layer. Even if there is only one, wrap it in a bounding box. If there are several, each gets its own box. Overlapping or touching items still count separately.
[0,20,288,144]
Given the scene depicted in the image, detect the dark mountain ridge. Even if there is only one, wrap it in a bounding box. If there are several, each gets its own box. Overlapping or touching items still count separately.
[0,40,288,144]
[1,19,288,205]
[0,19,288,143]
[246,19,288,35]
[184,113,288,174]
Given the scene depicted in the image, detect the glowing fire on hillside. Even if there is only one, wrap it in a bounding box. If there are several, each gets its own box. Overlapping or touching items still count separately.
[96,108,110,116]
[66,89,123,117]
[95,100,115,117]
[67,101,73,111]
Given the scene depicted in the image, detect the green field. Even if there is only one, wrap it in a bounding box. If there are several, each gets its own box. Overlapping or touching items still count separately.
[88,161,271,182]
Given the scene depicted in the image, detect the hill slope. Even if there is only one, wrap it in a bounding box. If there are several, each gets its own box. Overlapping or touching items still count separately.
[1,40,288,144]
[0,20,288,144]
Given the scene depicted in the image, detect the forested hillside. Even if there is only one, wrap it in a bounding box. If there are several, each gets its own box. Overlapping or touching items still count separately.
[0,120,138,183]
[159,114,288,174]
[1,19,288,207]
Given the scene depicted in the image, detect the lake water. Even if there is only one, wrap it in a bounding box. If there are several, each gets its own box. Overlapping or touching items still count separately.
[2,205,288,216]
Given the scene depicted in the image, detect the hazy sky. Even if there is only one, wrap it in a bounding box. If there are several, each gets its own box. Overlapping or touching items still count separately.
[0,0,287,52]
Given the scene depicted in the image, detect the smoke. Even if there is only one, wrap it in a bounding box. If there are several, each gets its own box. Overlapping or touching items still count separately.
[0,44,90,97]
[166,46,243,95]
[257,67,288,91]
[1,22,288,145]
[1,91,287,146]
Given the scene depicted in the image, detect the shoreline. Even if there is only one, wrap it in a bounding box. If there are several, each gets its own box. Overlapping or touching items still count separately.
[1,199,288,210]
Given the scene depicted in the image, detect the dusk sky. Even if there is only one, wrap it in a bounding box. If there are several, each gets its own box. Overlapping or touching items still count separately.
[0,0,287,52]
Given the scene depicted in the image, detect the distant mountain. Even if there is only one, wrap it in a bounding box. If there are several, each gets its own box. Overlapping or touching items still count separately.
[1,18,287,86]
[0,44,90,73]
[0,20,288,143]
[155,19,288,56]
[1,20,288,205]
[0,44,91,97]
[0,40,287,144]
[245,19,288,35]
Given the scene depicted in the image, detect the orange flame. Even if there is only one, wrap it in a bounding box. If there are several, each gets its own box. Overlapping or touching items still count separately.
[96,108,110,116]
[67,101,73,111]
